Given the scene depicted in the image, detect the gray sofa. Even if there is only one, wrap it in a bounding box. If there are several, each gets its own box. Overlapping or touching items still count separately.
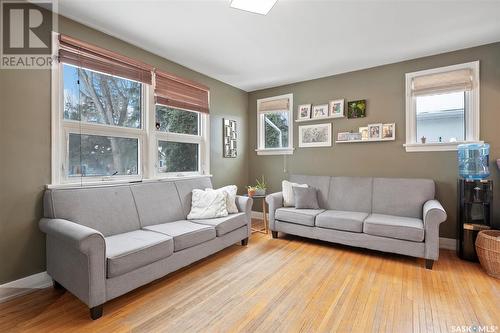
[39,176,252,319]
[266,175,447,269]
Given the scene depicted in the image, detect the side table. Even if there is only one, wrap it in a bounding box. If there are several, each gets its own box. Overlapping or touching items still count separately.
[244,194,268,234]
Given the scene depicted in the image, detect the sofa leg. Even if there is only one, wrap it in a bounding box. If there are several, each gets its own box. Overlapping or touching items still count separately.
[53,280,65,291]
[241,237,249,246]
[90,305,103,320]
[271,231,278,239]
[425,259,434,270]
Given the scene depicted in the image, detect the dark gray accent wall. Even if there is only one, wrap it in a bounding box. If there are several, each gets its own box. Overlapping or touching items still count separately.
[248,42,500,239]
[0,16,249,284]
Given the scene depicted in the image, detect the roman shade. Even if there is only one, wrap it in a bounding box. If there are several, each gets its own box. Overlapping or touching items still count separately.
[155,70,210,113]
[259,97,290,112]
[58,34,153,84]
[411,68,473,96]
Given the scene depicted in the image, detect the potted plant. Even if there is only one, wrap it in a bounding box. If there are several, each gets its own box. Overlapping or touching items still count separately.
[254,176,268,196]
[247,186,256,198]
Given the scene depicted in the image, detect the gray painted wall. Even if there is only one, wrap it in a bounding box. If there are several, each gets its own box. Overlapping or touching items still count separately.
[0,16,249,284]
[248,42,500,239]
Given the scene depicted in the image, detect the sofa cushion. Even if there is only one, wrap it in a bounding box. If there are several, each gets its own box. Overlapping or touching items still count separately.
[327,177,373,213]
[130,181,185,227]
[44,186,140,236]
[144,221,216,251]
[275,207,325,226]
[105,230,174,278]
[192,212,247,236]
[316,210,368,233]
[363,214,425,242]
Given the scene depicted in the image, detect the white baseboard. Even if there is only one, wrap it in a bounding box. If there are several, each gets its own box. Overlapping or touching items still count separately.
[0,271,52,303]
[253,211,456,250]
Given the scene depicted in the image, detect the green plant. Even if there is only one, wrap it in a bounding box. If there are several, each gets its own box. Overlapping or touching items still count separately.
[255,175,268,190]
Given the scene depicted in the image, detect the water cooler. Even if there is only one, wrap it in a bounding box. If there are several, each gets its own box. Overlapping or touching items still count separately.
[456,143,492,261]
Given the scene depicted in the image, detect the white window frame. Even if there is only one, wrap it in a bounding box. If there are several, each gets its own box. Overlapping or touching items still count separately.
[404,61,481,152]
[255,93,294,155]
[51,34,210,186]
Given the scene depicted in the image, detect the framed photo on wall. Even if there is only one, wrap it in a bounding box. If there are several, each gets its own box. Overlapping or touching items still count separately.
[312,104,329,119]
[223,118,237,157]
[297,104,312,120]
[382,123,395,140]
[329,99,344,118]
[368,123,383,140]
[299,123,332,147]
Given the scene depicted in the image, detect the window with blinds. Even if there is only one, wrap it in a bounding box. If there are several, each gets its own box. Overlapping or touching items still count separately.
[404,61,480,152]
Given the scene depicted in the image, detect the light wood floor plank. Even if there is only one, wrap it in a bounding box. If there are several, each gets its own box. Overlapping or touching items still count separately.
[1,222,499,333]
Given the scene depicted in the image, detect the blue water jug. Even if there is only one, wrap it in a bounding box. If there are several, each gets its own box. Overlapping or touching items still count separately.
[457,143,490,180]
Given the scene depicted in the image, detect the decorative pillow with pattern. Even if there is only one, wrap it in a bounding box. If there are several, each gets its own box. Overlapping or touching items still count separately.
[206,185,238,214]
[187,189,228,219]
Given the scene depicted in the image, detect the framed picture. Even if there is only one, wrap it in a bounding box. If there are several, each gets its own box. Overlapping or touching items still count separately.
[337,132,350,141]
[348,132,362,141]
[368,123,383,140]
[359,127,369,140]
[297,104,312,120]
[329,99,344,118]
[299,123,332,147]
[347,100,367,118]
[312,104,329,119]
[223,119,237,158]
[382,123,395,140]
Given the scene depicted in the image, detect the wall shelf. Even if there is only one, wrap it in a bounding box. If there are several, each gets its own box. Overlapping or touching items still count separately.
[295,116,344,123]
[336,138,395,143]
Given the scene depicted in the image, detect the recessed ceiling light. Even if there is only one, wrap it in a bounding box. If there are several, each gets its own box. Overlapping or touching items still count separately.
[230,0,278,15]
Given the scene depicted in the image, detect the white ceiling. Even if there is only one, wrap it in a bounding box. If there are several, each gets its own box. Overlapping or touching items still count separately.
[58,0,500,92]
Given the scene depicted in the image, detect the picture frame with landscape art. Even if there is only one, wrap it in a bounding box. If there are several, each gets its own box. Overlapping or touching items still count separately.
[299,123,332,147]
[312,104,329,119]
[329,99,344,118]
[297,104,312,120]
[347,99,367,118]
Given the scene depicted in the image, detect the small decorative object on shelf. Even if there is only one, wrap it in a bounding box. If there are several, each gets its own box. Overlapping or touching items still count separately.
[421,136,427,144]
[297,104,312,121]
[348,132,362,141]
[337,132,349,141]
[312,104,329,119]
[359,127,369,140]
[347,99,366,118]
[223,118,237,158]
[328,99,344,118]
[254,176,268,196]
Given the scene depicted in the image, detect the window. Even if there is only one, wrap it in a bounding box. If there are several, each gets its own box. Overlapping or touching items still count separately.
[405,61,480,152]
[256,94,294,155]
[52,34,210,185]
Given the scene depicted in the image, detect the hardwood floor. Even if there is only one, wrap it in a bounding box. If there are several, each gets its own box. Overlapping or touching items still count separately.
[1,220,499,333]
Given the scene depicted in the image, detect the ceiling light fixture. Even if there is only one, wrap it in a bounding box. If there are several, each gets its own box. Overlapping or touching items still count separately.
[230,0,278,15]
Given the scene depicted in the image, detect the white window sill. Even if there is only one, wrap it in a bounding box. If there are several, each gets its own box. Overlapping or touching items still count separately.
[404,141,483,152]
[255,148,295,156]
[46,174,212,189]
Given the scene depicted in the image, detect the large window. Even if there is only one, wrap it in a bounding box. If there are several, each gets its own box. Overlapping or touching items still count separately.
[405,61,480,152]
[52,34,210,185]
[256,94,294,155]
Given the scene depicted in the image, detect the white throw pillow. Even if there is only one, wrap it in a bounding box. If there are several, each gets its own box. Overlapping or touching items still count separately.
[187,189,229,219]
[282,180,308,207]
[206,185,238,214]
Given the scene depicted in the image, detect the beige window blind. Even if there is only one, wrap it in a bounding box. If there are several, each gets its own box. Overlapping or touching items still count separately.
[411,68,473,96]
[155,70,210,114]
[259,98,290,112]
[58,34,153,84]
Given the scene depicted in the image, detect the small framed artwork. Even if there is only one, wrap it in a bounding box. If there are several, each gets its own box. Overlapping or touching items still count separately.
[312,104,329,119]
[368,123,383,140]
[359,127,369,140]
[299,123,332,147]
[223,118,237,158]
[329,99,344,118]
[347,100,367,119]
[297,104,312,120]
[382,123,395,140]
[337,132,350,141]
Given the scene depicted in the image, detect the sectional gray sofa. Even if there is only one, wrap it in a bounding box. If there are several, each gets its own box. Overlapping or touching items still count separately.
[39,176,252,319]
[266,175,447,269]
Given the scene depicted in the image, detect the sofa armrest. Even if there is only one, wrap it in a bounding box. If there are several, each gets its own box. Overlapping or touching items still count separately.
[39,218,106,307]
[423,200,447,260]
[235,195,253,237]
[265,192,283,231]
